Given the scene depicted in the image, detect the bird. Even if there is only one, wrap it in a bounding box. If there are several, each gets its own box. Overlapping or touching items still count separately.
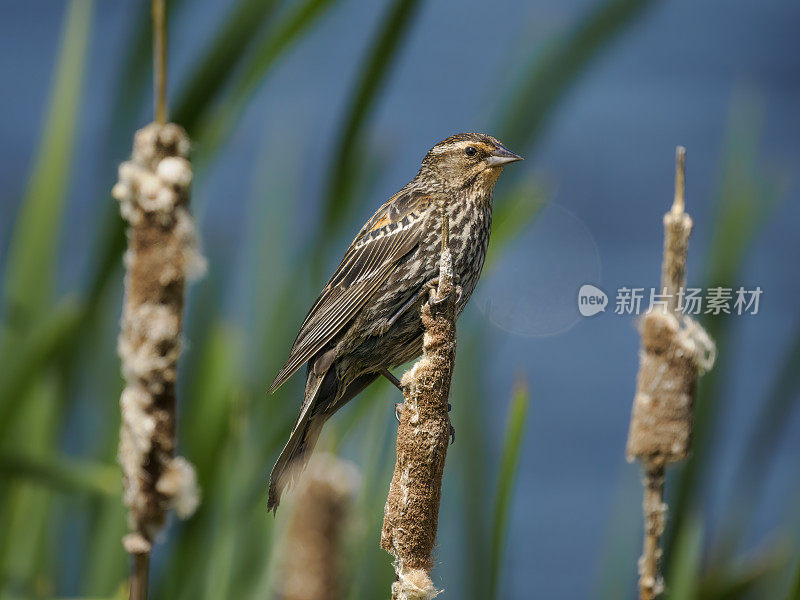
[267,133,522,512]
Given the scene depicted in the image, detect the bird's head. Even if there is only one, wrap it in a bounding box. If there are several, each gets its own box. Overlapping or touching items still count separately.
[420,133,523,192]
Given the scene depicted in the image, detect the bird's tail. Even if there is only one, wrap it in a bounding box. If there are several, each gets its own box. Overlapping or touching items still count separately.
[267,366,336,513]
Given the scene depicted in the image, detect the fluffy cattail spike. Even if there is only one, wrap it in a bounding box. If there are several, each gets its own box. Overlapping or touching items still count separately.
[381,213,455,599]
[115,121,203,597]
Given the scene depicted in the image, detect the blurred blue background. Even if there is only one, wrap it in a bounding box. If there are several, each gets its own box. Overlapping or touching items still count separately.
[1,1,799,598]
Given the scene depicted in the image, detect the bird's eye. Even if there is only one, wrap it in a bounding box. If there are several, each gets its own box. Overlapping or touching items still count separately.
[464,146,477,157]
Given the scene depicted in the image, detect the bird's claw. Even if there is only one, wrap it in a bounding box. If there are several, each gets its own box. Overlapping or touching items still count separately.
[430,284,463,306]
[425,274,460,292]
[449,421,456,445]
[423,279,439,299]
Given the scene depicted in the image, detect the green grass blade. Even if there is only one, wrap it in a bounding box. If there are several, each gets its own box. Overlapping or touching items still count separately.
[697,544,790,600]
[322,0,424,232]
[1,0,93,323]
[194,0,342,159]
[666,514,704,600]
[595,467,641,599]
[449,329,492,599]
[0,298,81,440]
[199,399,248,600]
[82,495,128,595]
[182,322,243,485]
[0,376,62,593]
[788,556,800,600]
[712,322,800,559]
[342,406,396,600]
[0,453,119,498]
[0,0,94,446]
[489,378,530,600]
[172,0,282,133]
[80,325,128,596]
[497,0,656,154]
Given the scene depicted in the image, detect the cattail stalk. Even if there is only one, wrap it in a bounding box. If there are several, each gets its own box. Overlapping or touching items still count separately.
[626,147,715,600]
[152,0,167,124]
[381,213,456,600]
[277,455,359,600]
[113,3,203,599]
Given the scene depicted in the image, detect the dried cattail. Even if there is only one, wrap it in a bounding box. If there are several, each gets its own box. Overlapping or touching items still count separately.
[381,214,455,600]
[115,121,204,560]
[626,147,715,600]
[626,311,715,463]
[277,455,360,600]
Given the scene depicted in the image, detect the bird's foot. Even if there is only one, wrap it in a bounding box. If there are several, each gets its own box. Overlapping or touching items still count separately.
[425,273,461,292]
[395,403,403,423]
[430,284,463,306]
[383,279,441,332]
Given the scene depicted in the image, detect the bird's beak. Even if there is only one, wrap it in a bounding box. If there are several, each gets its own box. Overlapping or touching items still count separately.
[486,144,524,167]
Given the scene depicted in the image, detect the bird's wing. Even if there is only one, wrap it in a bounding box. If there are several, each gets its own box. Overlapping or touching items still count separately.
[269,189,433,392]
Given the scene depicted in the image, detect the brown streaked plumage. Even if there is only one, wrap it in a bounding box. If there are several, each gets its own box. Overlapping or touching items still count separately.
[268,133,522,512]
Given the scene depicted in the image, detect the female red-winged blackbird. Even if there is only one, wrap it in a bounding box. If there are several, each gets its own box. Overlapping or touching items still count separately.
[268,133,522,511]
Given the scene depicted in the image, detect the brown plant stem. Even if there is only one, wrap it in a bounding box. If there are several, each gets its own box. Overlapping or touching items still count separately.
[381,212,455,600]
[626,147,715,600]
[639,462,666,600]
[152,0,167,124]
[130,552,150,600]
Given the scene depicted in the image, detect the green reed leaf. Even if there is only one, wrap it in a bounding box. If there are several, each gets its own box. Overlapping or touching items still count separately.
[0,298,81,440]
[489,378,530,600]
[322,0,424,233]
[195,0,342,159]
[0,375,62,592]
[713,322,800,560]
[172,0,282,133]
[666,513,704,600]
[697,542,789,600]
[788,555,800,600]
[497,0,657,154]
[0,453,119,498]
[1,0,92,323]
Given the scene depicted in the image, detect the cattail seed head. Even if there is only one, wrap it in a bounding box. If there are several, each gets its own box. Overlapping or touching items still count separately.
[115,122,202,555]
